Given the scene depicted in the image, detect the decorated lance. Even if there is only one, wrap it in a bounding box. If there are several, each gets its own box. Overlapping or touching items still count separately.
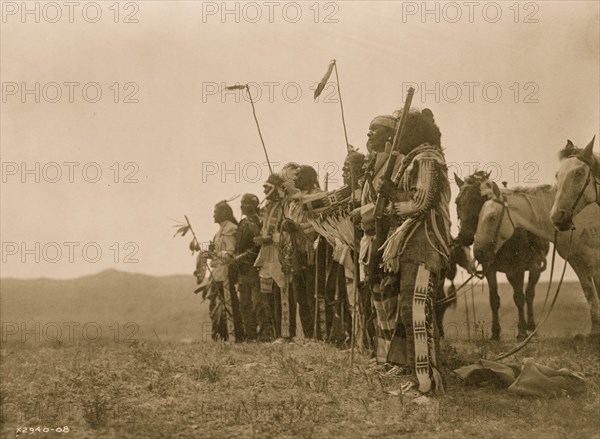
[172,215,213,295]
[315,60,367,369]
[184,215,200,250]
[225,84,274,176]
[173,194,239,254]
[172,214,201,253]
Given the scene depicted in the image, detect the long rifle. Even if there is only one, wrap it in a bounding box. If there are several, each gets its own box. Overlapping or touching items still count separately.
[367,88,415,283]
[373,87,415,220]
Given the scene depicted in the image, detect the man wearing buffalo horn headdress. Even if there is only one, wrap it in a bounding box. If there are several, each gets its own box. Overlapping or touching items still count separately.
[360,108,452,395]
[209,200,244,342]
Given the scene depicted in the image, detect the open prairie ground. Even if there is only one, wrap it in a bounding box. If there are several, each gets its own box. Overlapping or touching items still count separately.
[1,273,599,438]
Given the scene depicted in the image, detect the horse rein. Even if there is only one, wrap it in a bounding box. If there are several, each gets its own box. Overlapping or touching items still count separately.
[492,229,572,361]
[435,270,483,306]
[449,180,573,360]
[496,157,599,356]
[489,180,576,360]
[439,182,506,306]
[570,156,600,215]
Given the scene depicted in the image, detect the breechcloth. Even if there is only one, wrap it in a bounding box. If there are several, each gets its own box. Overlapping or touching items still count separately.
[257,276,276,341]
[260,276,295,339]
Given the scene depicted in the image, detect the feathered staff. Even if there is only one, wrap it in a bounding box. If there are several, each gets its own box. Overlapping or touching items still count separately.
[172,215,201,254]
[172,215,208,296]
[172,195,240,254]
[225,84,273,176]
[173,195,239,296]
[314,59,352,154]
[315,59,364,369]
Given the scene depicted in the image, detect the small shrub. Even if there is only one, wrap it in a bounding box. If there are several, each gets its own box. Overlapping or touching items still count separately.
[277,352,302,387]
[131,342,173,376]
[191,362,224,383]
[81,393,111,429]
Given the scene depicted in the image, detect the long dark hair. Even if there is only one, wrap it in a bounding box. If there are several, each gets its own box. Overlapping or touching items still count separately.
[397,108,442,153]
[297,165,320,190]
[215,201,238,225]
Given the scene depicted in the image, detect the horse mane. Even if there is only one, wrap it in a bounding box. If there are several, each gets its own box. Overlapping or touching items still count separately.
[464,170,490,185]
[558,144,600,174]
[500,184,554,196]
[500,184,555,227]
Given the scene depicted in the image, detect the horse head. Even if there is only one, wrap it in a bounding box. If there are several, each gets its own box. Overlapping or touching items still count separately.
[550,137,599,231]
[455,170,490,247]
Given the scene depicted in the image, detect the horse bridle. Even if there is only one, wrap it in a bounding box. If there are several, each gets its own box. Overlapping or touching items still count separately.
[570,156,600,214]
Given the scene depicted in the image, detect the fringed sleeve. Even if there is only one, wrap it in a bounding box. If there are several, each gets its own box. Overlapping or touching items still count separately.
[392,159,440,218]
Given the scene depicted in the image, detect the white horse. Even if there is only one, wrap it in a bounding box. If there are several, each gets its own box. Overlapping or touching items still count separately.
[550,137,600,231]
[473,181,600,335]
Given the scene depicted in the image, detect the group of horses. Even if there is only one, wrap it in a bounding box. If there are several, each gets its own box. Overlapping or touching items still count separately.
[445,137,600,340]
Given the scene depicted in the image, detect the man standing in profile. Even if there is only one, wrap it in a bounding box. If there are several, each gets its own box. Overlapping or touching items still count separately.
[209,200,244,342]
[234,193,265,342]
[354,114,404,361]
[361,108,452,394]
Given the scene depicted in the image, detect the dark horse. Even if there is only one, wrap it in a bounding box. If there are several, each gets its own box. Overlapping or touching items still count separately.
[454,171,549,340]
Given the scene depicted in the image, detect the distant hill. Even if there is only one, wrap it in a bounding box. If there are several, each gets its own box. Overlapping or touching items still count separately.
[0,269,210,342]
[0,270,592,343]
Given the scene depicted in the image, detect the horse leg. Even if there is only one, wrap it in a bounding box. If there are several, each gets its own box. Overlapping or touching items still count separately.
[487,272,501,340]
[435,282,446,339]
[506,270,527,341]
[591,274,600,336]
[436,265,457,339]
[571,261,600,335]
[525,267,541,331]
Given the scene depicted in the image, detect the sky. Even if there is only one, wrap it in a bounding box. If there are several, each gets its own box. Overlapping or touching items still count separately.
[1,0,598,280]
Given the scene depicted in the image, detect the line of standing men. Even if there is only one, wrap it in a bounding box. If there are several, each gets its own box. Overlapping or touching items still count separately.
[198,165,323,343]
[196,107,453,395]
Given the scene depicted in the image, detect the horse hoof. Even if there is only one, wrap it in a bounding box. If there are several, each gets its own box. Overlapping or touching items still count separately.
[490,334,500,341]
[526,322,536,331]
[516,333,528,342]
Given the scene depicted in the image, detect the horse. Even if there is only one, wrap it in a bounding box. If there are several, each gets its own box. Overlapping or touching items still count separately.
[472,179,600,336]
[435,240,476,338]
[454,171,550,340]
[550,137,600,231]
